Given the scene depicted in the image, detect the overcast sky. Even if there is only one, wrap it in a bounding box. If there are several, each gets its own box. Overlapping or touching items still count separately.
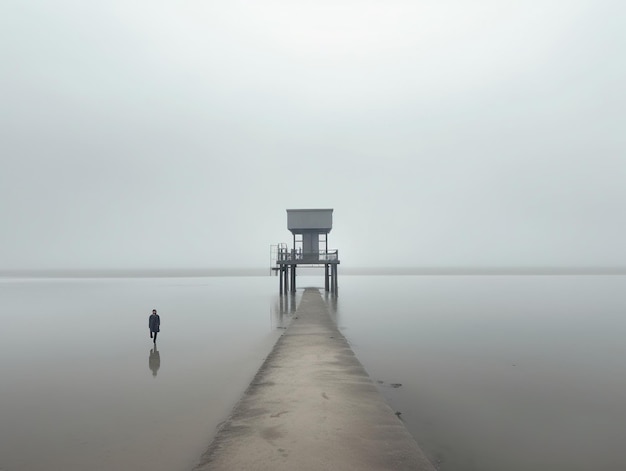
[2,0,625,270]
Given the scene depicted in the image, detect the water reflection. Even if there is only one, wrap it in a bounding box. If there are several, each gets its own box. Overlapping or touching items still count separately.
[325,275,626,471]
[270,293,298,329]
[324,291,339,325]
[0,276,301,471]
[149,347,160,377]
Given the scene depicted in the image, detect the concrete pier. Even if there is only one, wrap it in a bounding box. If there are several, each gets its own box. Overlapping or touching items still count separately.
[194,289,436,471]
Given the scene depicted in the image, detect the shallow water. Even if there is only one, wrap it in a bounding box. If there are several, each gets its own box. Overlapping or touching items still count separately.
[0,276,297,471]
[328,275,626,471]
[1,274,625,471]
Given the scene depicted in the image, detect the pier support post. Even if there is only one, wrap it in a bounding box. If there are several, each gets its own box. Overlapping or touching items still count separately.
[331,264,338,294]
[324,264,329,292]
[280,265,290,295]
[291,265,297,293]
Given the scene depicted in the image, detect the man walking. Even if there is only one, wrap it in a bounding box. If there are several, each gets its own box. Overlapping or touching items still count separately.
[149,309,161,344]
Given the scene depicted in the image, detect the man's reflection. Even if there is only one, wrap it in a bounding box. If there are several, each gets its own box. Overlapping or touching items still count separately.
[149,346,160,377]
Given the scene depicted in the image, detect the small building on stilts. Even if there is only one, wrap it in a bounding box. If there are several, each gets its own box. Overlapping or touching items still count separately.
[274,209,340,295]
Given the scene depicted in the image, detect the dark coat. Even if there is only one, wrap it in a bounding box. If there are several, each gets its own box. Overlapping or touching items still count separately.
[149,314,160,333]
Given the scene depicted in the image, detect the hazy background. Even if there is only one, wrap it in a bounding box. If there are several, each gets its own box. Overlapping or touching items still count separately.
[2,0,624,271]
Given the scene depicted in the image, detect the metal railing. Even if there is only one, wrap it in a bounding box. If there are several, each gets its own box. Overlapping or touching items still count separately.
[276,248,339,263]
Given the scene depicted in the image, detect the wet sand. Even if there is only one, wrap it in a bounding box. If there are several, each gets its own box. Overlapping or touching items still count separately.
[194,288,435,471]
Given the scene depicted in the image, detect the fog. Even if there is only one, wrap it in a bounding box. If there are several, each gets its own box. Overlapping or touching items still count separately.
[2,1,624,270]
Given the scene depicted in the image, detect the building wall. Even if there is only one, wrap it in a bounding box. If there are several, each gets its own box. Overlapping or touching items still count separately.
[287,209,333,232]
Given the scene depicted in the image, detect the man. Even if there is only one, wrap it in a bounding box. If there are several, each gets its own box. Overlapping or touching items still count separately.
[149,309,161,344]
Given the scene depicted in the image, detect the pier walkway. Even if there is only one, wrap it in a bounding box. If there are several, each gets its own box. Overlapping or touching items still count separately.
[194,288,436,471]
